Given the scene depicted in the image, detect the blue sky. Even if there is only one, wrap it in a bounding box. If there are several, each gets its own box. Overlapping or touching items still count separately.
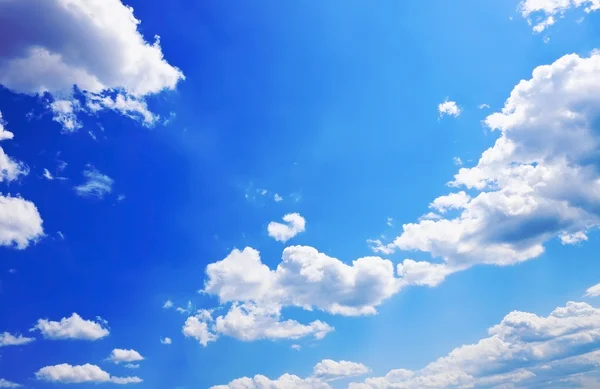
[2,0,600,388]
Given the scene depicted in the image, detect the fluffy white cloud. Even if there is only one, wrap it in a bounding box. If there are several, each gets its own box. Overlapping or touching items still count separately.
[586,283,600,297]
[0,195,44,249]
[160,337,172,345]
[107,349,144,364]
[0,112,27,183]
[519,0,600,32]
[438,100,461,118]
[35,364,141,384]
[268,213,306,242]
[0,112,14,141]
[0,116,39,248]
[0,0,184,127]
[32,312,109,340]
[194,246,452,345]
[212,374,331,389]
[74,167,113,198]
[0,379,20,388]
[313,360,370,381]
[384,52,600,279]
[0,332,35,347]
[350,301,600,389]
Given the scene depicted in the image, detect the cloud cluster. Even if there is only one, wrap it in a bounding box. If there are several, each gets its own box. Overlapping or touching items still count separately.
[378,52,600,281]
[186,246,451,345]
[0,111,44,249]
[32,313,110,340]
[35,364,141,385]
[519,0,600,32]
[0,0,184,130]
[586,283,600,297]
[212,359,370,389]
[350,301,600,389]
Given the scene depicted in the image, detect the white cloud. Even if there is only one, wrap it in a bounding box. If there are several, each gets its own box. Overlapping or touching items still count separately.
[0,112,28,183]
[123,364,139,369]
[0,195,44,249]
[390,52,600,277]
[291,344,302,350]
[438,100,461,118]
[478,103,490,109]
[429,191,471,213]
[212,359,369,389]
[182,315,218,347]
[32,312,109,340]
[162,300,173,309]
[0,379,20,388]
[267,213,306,242]
[586,283,600,297]
[0,112,14,141]
[0,332,35,347]
[50,100,82,132]
[74,167,113,198]
[313,360,370,381]
[86,93,157,126]
[519,0,600,32]
[274,193,283,202]
[195,246,454,345]
[452,157,463,166]
[367,239,396,255]
[212,374,331,389]
[0,0,184,126]
[107,349,144,364]
[35,364,141,384]
[387,217,393,227]
[350,301,600,389]
[160,337,172,345]
[43,169,54,180]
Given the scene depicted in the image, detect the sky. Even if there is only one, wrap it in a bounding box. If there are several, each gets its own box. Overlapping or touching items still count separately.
[2,0,600,388]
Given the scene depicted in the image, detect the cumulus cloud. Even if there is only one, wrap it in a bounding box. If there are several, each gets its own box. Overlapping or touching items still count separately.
[0,112,14,141]
[35,364,141,384]
[74,167,113,198]
[107,349,144,364]
[267,213,306,242]
[192,246,453,345]
[586,283,600,297]
[0,0,184,127]
[519,0,600,32]
[0,195,44,249]
[349,301,600,389]
[32,312,109,340]
[384,52,600,280]
[0,379,20,388]
[211,359,369,389]
[0,332,35,347]
[313,360,371,381]
[438,100,461,118]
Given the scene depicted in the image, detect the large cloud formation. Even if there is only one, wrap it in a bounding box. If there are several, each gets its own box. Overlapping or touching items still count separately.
[0,0,184,129]
[350,301,600,389]
[381,51,600,280]
[215,302,600,389]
